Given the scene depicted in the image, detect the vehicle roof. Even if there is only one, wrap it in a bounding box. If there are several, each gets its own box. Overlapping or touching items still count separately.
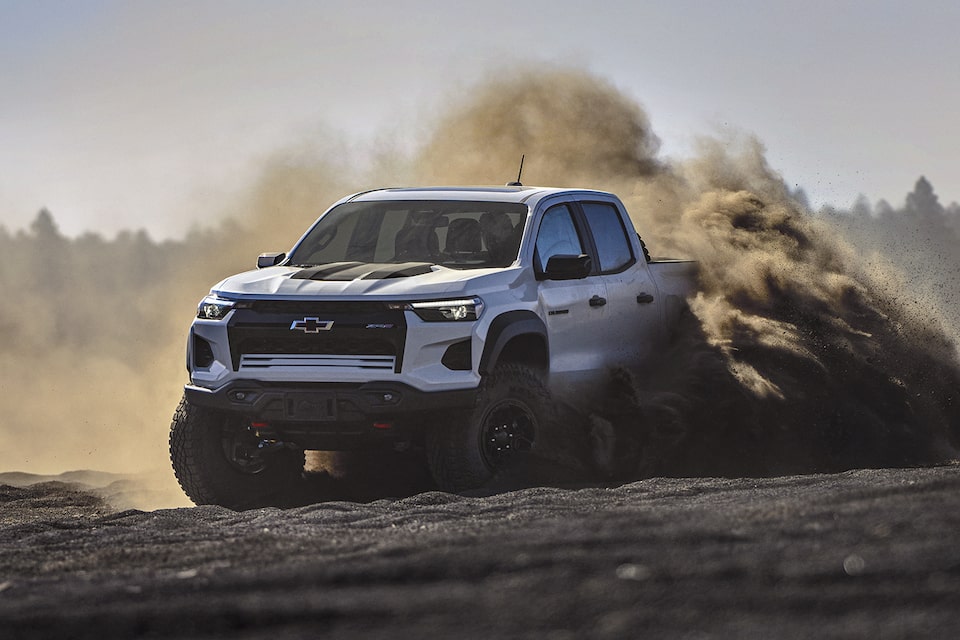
[345,186,615,205]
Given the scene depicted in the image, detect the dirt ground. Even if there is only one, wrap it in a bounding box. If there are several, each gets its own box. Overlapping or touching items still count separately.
[2,465,960,639]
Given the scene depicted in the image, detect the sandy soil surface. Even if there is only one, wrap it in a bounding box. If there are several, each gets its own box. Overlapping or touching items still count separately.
[2,465,960,639]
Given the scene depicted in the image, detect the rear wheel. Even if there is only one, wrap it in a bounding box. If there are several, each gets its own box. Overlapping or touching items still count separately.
[427,364,549,492]
[169,396,305,509]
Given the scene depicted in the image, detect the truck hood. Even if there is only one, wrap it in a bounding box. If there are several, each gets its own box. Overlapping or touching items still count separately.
[212,262,523,299]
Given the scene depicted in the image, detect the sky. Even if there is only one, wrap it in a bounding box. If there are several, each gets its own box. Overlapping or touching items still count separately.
[2,0,958,238]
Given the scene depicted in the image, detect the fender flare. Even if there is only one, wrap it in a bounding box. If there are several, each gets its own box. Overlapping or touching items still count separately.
[479,310,548,374]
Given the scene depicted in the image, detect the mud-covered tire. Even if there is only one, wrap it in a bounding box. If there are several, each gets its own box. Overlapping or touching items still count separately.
[169,396,305,509]
[427,364,550,492]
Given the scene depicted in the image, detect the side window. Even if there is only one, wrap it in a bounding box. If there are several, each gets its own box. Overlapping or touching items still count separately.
[581,202,634,273]
[535,204,584,272]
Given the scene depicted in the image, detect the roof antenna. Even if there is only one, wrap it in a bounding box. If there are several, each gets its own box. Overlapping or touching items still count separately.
[506,155,524,186]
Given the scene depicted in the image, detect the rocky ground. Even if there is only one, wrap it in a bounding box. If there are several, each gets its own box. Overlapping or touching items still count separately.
[2,465,960,639]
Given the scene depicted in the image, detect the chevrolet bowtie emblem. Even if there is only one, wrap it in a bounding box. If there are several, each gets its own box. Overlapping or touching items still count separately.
[290,317,334,333]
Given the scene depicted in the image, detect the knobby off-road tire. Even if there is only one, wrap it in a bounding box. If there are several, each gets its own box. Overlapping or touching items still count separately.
[427,364,551,492]
[169,396,305,510]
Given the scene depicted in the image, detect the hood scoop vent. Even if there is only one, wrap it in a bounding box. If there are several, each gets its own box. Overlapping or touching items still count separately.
[291,262,434,281]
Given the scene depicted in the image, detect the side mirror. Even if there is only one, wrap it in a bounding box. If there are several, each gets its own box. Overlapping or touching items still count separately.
[544,254,592,280]
[257,252,286,269]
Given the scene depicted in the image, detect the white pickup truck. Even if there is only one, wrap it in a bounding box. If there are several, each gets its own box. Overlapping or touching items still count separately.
[170,186,697,508]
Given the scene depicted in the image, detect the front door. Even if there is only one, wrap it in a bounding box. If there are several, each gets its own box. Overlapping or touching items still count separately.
[534,203,608,387]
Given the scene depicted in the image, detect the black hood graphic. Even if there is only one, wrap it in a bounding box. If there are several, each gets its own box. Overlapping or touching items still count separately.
[290,262,434,281]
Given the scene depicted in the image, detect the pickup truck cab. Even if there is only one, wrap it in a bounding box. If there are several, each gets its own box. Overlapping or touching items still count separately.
[170,186,697,507]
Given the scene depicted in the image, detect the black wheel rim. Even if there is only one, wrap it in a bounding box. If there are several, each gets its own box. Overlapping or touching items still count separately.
[479,399,536,469]
[220,422,268,474]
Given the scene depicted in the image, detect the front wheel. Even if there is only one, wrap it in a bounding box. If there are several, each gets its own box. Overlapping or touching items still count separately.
[427,364,550,492]
[169,396,305,509]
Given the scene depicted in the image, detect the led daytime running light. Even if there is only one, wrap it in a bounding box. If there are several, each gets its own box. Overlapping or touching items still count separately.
[407,297,484,321]
[197,295,235,320]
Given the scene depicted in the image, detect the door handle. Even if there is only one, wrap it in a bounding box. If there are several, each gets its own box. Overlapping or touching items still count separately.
[589,295,607,307]
[636,293,654,304]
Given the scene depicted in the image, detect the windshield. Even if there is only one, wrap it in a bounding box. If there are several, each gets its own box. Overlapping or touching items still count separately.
[288,200,528,269]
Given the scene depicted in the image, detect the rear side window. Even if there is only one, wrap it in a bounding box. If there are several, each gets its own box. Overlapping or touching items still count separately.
[581,202,634,273]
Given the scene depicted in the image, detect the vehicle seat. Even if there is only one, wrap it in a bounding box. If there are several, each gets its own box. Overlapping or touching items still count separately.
[394,216,439,262]
[445,218,483,256]
[480,211,518,266]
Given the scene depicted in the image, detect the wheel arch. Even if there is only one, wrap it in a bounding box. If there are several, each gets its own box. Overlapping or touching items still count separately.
[479,310,548,374]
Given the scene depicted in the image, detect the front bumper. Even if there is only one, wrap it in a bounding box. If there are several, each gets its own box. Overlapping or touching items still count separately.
[184,380,475,450]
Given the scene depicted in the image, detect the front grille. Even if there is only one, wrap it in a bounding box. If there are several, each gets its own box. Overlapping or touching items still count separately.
[227,304,406,373]
[239,354,396,370]
[249,300,389,315]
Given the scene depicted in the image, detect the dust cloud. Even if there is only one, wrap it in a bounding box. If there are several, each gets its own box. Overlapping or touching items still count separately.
[411,69,960,480]
[0,147,359,506]
[2,67,959,506]
[820,177,960,343]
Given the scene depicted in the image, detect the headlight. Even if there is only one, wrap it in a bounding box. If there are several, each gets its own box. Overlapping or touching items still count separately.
[197,295,235,320]
[398,297,484,322]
